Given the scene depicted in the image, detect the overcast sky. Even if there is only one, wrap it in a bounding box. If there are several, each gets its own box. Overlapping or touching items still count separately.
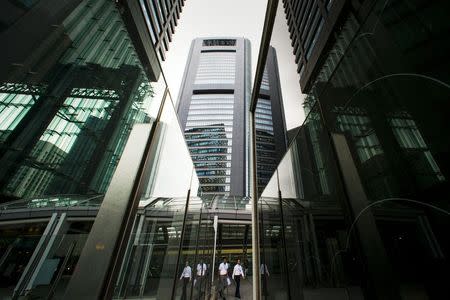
[162,0,305,129]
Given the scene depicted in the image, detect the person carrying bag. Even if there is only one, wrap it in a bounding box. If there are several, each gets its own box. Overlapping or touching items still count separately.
[218,257,229,300]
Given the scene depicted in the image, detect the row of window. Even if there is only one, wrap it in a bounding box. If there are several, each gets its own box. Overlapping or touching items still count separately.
[187,115,234,122]
[261,68,270,90]
[195,161,232,168]
[194,52,236,85]
[185,133,232,140]
[257,98,272,106]
[194,79,235,85]
[190,147,232,154]
[255,119,273,126]
[255,124,274,132]
[189,104,234,110]
[188,109,234,115]
[255,113,273,121]
[191,154,232,161]
[186,120,233,127]
[0,94,35,135]
[184,124,233,132]
[197,169,231,176]
[192,94,234,100]
[187,140,232,147]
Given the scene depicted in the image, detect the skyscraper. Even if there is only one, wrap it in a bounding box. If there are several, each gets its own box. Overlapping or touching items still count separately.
[176,37,251,197]
[0,0,188,297]
[283,0,346,91]
[251,0,450,298]
[0,0,184,202]
[255,46,288,194]
[138,0,186,61]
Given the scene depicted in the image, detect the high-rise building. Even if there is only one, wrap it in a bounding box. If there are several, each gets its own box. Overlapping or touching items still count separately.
[138,0,186,61]
[250,0,450,298]
[0,0,184,202]
[0,0,188,298]
[255,46,288,194]
[283,0,347,91]
[0,1,448,299]
[176,37,251,196]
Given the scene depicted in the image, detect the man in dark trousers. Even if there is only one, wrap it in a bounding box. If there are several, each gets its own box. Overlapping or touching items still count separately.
[232,259,245,299]
[179,260,192,300]
[196,259,207,299]
[218,257,229,300]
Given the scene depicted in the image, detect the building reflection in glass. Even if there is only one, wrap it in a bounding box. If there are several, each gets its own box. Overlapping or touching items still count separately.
[255,0,449,299]
[0,0,160,202]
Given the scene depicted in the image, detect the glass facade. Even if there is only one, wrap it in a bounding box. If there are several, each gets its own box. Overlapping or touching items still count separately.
[139,0,185,61]
[0,0,449,299]
[194,52,237,85]
[255,47,288,196]
[185,94,235,194]
[0,0,164,203]
[177,37,249,197]
[252,0,450,299]
[0,0,168,298]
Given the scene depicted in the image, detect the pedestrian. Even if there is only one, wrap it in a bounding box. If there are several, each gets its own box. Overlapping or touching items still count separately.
[180,261,192,300]
[260,263,270,296]
[218,257,229,300]
[232,259,245,299]
[243,258,249,277]
[196,259,207,299]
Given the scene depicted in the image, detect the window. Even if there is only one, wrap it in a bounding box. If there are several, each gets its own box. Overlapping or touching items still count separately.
[261,68,270,90]
[306,18,324,60]
[195,52,236,84]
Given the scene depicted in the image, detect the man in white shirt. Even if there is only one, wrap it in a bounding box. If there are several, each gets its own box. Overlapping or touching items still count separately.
[232,259,245,299]
[218,257,229,300]
[196,260,207,299]
[179,261,191,300]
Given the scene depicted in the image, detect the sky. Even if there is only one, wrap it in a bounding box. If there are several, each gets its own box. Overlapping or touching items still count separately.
[162,0,305,130]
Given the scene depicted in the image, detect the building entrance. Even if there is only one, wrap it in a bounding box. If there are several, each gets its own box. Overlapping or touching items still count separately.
[112,196,254,300]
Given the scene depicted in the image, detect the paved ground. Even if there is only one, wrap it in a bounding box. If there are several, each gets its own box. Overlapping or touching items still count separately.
[218,277,252,300]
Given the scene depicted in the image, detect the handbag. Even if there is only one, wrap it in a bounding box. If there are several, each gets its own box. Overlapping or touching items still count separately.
[226,277,231,286]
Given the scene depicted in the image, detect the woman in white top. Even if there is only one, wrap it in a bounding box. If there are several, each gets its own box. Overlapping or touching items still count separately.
[232,259,245,299]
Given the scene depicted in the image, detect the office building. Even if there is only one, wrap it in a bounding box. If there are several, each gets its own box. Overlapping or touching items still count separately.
[0,0,186,298]
[283,0,346,91]
[139,0,186,61]
[255,46,288,194]
[176,37,251,196]
[0,0,448,299]
[250,0,450,299]
[0,0,185,202]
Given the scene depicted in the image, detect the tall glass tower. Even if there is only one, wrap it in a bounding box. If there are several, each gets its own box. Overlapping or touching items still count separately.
[255,46,288,194]
[176,38,251,196]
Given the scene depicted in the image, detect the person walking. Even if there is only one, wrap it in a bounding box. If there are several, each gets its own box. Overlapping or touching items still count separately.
[232,259,245,299]
[218,257,229,300]
[180,261,192,300]
[196,259,207,299]
[260,263,270,296]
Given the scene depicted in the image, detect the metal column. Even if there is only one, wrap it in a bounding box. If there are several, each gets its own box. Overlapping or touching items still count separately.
[63,123,154,299]
[331,133,400,299]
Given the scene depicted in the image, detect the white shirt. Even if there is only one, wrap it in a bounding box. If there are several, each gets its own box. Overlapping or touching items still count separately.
[197,263,207,276]
[218,262,229,275]
[232,264,244,279]
[180,266,192,279]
